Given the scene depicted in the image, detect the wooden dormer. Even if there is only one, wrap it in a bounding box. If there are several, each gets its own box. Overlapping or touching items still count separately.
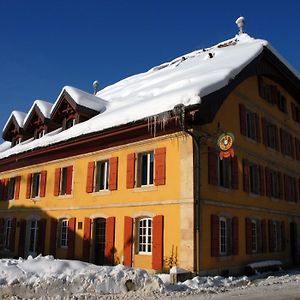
[50,86,106,130]
[23,100,59,139]
[2,111,30,147]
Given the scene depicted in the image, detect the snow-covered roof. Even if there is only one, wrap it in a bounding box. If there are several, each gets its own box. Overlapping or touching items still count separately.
[2,111,27,133]
[23,100,53,126]
[51,86,108,115]
[0,33,298,159]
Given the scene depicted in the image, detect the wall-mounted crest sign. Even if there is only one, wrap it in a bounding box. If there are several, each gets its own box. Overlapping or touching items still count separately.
[217,132,235,160]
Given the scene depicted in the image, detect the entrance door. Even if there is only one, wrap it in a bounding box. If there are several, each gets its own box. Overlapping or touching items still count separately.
[27,220,39,257]
[94,218,106,265]
[290,222,297,264]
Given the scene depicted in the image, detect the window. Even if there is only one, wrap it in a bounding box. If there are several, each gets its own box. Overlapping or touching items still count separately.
[31,172,41,198]
[60,219,68,248]
[35,129,45,139]
[270,170,280,199]
[278,95,287,113]
[246,110,258,140]
[219,217,227,255]
[251,220,258,253]
[249,163,260,195]
[270,221,282,252]
[29,220,39,253]
[138,218,152,254]
[65,118,76,130]
[218,158,231,188]
[55,166,73,196]
[7,177,16,200]
[137,152,154,187]
[285,175,297,202]
[266,122,278,150]
[3,219,12,250]
[291,102,300,123]
[12,137,22,146]
[95,160,109,191]
[281,130,294,157]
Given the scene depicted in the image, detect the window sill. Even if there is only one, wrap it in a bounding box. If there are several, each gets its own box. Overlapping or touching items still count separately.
[135,253,152,256]
[134,185,157,193]
[217,186,231,193]
[58,194,73,199]
[249,193,260,198]
[270,197,280,202]
[217,255,232,262]
[92,190,111,196]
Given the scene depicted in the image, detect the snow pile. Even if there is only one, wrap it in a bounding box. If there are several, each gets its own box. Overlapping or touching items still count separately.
[0,255,162,298]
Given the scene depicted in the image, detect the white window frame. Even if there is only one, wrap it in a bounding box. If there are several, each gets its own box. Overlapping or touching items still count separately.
[4,219,12,250]
[251,220,258,253]
[31,172,41,198]
[28,219,39,254]
[137,217,152,255]
[138,151,154,187]
[219,217,227,255]
[95,160,109,192]
[60,219,68,248]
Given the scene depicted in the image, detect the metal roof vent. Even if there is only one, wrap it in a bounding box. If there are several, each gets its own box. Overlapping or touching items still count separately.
[93,80,99,95]
[235,16,245,34]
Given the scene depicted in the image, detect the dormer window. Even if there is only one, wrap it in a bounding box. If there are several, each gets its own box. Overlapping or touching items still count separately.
[12,136,22,147]
[34,128,46,139]
[65,117,76,130]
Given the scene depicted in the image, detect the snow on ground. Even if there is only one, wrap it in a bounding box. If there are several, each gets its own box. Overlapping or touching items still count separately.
[0,256,300,299]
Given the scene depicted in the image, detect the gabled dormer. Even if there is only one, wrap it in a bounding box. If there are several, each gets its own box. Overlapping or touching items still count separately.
[23,100,58,139]
[50,86,107,130]
[2,111,28,147]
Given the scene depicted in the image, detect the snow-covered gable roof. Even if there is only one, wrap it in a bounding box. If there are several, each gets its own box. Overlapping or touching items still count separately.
[3,111,27,134]
[50,86,107,116]
[23,100,53,127]
[0,33,299,159]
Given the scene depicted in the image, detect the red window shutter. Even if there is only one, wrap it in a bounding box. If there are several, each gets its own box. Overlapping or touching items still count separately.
[126,153,136,189]
[275,126,279,151]
[232,217,239,255]
[239,103,246,136]
[40,171,47,197]
[231,156,239,190]
[26,173,32,199]
[261,118,267,146]
[54,168,61,196]
[295,138,300,161]
[155,148,166,186]
[295,178,299,203]
[283,174,289,201]
[211,214,219,257]
[37,219,46,255]
[259,166,265,196]
[14,176,21,200]
[261,220,267,253]
[50,218,57,257]
[67,217,76,259]
[255,113,261,142]
[0,180,3,201]
[281,221,286,251]
[105,217,115,265]
[268,220,274,252]
[208,147,218,186]
[9,218,16,253]
[82,217,91,262]
[66,166,73,195]
[243,159,250,193]
[123,216,133,267]
[291,102,297,121]
[278,172,284,200]
[109,157,118,191]
[245,218,252,255]
[3,179,8,201]
[270,85,278,104]
[86,162,95,193]
[257,76,265,98]
[18,219,26,257]
[152,215,164,270]
[265,167,271,197]
[280,128,284,154]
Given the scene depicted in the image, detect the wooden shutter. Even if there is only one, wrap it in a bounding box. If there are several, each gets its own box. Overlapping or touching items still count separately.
[0,180,3,201]
[280,128,284,155]
[268,220,274,252]
[265,167,271,197]
[295,138,300,161]
[208,147,218,186]
[67,217,76,259]
[232,217,239,255]
[295,178,299,203]
[255,113,261,142]
[40,171,47,197]
[86,162,95,193]
[274,126,279,151]
[14,176,21,200]
[261,220,267,253]
[152,215,164,270]
[54,168,61,196]
[66,166,73,195]
[109,157,118,191]
[243,159,250,193]
[18,219,26,257]
[259,166,265,196]
[245,218,252,255]
[155,148,166,186]
[50,218,57,256]
[9,218,16,253]
[281,221,286,251]
[258,76,265,98]
[211,214,219,257]
[231,157,239,190]
[278,172,284,200]
[123,216,133,266]
[26,173,32,199]
[82,217,91,262]
[270,85,278,104]
[291,102,297,121]
[284,174,289,201]
[105,217,115,265]
[37,219,46,255]
[239,103,246,136]
[126,153,136,189]
[261,118,267,146]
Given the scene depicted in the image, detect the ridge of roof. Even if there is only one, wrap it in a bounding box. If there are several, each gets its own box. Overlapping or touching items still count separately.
[2,111,27,134]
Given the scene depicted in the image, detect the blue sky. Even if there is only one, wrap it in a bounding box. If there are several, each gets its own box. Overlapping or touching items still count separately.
[0,0,299,142]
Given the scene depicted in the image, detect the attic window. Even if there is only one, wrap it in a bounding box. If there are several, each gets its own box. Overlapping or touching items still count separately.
[35,128,45,139]
[12,137,22,147]
[65,118,76,130]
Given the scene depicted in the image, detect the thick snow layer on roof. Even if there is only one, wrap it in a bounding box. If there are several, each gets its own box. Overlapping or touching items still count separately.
[2,111,27,133]
[0,33,297,160]
[51,86,108,114]
[0,141,11,152]
[23,100,53,125]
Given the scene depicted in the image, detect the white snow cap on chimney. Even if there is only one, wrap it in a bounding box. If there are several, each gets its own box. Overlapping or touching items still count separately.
[235,16,245,34]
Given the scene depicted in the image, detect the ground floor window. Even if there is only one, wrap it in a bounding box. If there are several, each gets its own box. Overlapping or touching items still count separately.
[138,218,152,254]
[59,219,68,248]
